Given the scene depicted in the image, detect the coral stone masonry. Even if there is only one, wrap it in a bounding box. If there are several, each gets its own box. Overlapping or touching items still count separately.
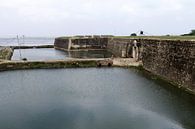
[54,36,195,93]
[0,35,194,94]
[141,39,195,91]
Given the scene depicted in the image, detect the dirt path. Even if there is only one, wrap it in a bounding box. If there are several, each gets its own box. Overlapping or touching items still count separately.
[113,58,142,67]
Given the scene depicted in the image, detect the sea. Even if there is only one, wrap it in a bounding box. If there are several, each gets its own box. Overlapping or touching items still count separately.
[0,37,55,46]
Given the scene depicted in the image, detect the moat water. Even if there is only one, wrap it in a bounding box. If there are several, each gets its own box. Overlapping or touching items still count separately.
[12,48,113,60]
[0,68,194,129]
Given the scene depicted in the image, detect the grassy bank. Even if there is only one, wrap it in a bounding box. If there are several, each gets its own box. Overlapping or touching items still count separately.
[114,36,195,40]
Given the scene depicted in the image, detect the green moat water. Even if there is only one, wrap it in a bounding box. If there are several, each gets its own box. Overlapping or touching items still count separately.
[0,68,194,129]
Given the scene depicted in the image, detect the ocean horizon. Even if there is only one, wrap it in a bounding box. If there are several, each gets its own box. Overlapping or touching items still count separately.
[0,37,55,46]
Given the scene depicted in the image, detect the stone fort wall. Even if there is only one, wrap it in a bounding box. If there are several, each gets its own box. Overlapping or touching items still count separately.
[141,39,195,91]
[54,37,108,50]
[108,38,195,91]
[54,36,195,92]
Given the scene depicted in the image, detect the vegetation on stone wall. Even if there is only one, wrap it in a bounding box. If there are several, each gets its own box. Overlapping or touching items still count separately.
[182,30,195,36]
[0,60,112,71]
[0,47,13,60]
[115,36,195,40]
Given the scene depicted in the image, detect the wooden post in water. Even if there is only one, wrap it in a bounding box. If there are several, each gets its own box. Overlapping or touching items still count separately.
[17,35,22,60]
[133,40,139,60]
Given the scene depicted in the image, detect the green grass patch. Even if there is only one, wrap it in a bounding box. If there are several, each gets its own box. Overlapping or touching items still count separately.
[114,36,195,40]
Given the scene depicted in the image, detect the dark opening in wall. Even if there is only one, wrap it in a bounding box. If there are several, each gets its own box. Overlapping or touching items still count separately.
[128,46,133,58]
[192,70,195,86]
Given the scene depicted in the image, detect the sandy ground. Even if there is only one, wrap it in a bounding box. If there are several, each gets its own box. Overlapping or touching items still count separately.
[113,58,142,67]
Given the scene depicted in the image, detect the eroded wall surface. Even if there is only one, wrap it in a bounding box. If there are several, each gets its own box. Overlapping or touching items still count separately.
[54,37,108,50]
[54,38,69,50]
[107,38,133,57]
[141,39,195,90]
[54,36,195,91]
[0,47,13,60]
[71,38,108,49]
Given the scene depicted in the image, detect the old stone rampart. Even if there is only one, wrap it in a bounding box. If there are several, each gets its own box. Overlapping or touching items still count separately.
[141,39,195,91]
[54,37,108,50]
[50,36,195,93]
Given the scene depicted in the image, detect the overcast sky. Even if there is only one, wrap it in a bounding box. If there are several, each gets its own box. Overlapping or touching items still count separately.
[0,0,194,37]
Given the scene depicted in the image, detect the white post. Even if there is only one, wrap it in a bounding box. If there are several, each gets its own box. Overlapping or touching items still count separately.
[68,38,72,50]
[136,47,139,60]
[22,35,25,45]
[132,47,136,59]
[132,40,137,59]
[17,35,22,60]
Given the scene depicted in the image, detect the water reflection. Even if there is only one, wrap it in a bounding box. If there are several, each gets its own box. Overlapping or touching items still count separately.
[0,68,194,129]
[12,48,112,60]
[67,50,113,58]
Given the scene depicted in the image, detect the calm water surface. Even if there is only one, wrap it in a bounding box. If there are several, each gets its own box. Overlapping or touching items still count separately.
[12,48,112,60]
[0,68,194,129]
[12,48,69,60]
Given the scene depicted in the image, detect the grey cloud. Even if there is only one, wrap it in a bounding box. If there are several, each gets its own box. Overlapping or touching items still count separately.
[0,0,194,36]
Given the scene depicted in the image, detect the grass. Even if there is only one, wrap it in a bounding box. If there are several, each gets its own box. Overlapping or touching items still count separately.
[57,35,195,41]
[114,36,195,40]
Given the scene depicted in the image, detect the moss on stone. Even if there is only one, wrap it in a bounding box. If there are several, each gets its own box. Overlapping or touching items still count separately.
[128,66,195,99]
[0,48,13,60]
[0,60,106,72]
